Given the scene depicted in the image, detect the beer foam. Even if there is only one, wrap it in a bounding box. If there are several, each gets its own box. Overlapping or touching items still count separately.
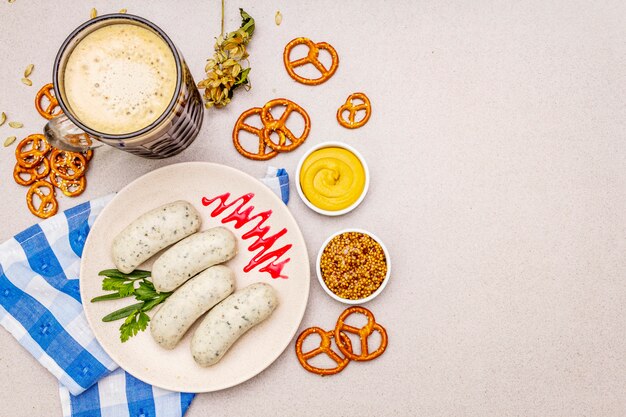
[63,23,177,135]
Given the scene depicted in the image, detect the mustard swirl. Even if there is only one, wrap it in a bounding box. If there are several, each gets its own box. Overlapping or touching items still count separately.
[299,147,366,211]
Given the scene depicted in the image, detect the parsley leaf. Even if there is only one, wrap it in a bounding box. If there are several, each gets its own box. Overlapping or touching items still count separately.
[101,276,127,291]
[120,311,139,342]
[101,276,136,297]
[137,311,150,330]
[120,311,152,343]
[134,281,157,301]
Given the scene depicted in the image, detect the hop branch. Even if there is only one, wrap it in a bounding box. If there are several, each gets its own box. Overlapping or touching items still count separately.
[198,9,255,108]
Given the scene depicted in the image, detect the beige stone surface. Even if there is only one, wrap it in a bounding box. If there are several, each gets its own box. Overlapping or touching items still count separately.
[0,0,625,416]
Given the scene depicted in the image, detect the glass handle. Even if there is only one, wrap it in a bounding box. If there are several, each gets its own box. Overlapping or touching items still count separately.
[44,114,102,152]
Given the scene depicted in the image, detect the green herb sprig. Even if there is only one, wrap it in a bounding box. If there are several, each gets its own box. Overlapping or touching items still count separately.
[91,269,171,342]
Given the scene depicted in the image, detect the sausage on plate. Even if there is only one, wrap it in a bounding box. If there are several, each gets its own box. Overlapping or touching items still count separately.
[191,282,278,367]
[152,227,237,292]
[111,201,201,273]
[150,265,235,349]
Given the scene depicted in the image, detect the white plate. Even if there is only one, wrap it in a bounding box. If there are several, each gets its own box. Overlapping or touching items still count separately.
[80,162,310,392]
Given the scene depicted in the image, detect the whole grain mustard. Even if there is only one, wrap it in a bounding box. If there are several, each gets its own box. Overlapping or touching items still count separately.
[320,232,387,300]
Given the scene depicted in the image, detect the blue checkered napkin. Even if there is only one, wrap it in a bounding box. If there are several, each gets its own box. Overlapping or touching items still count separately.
[59,368,195,417]
[260,166,290,204]
[0,195,194,416]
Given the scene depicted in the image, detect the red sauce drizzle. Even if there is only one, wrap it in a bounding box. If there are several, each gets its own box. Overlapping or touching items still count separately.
[202,193,291,279]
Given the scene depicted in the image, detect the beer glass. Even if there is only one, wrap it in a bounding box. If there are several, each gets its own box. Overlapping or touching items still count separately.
[45,14,203,159]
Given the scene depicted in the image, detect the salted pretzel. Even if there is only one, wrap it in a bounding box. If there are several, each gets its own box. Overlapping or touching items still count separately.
[337,92,372,129]
[283,37,339,85]
[295,327,352,376]
[260,98,310,152]
[35,83,63,120]
[26,180,58,219]
[15,134,51,168]
[334,306,388,361]
[232,107,279,161]
[13,159,50,186]
[50,148,87,180]
[50,172,86,197]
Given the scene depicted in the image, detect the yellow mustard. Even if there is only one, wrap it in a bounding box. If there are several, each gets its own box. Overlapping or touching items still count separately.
[299,147,366,211]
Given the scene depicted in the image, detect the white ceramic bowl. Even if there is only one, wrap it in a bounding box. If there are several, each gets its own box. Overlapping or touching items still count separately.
[295,141,370,216]
[316,228,391,305]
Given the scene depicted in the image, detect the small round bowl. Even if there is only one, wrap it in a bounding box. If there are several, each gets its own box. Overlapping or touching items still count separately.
[295,141,370,216]
[316,228,391,305]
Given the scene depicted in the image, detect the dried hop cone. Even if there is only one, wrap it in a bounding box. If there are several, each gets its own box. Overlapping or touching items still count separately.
[198,9,255,108]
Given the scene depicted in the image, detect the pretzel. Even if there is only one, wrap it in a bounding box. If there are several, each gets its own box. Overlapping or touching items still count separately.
[35,83,63,120]
[337,92,372,129]
[295,327,352,376]
[260,98,310,152]
[50,172,86,197]
[64,132,94,148]
[13,159,50,186]
[15,134,51,168]
[283,37,339,85]
[334,306,388,361]
[232,107,278,161]
[50,148,87,180]
[26,180,58,219]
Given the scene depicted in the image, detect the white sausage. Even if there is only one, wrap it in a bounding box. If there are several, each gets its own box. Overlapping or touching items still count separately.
[111,201,201,273]
[152,227,237,292]
[191,282,278,367]
[149,265,235,349]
